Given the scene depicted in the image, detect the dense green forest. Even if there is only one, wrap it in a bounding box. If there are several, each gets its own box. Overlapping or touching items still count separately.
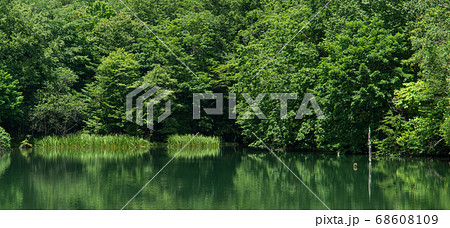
[0,0,448,155]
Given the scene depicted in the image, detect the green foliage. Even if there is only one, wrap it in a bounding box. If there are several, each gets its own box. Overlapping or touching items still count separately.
[376,79,445,154]
[31,67,87,135]
[0,0,50,108]
[89,11,144,57]
[34,133,150,148]
[167,134,221,148]
[85,48,140,134]
[231,0,322,150]
[20,135,33,148]
[87,1,116,19]
[315,17,411,153]
[0,0,448,155]
[376,0,449,155]
[441,118,450,146]
[233,11,412,152]
[0,70,22,125]
[0,126,11,149]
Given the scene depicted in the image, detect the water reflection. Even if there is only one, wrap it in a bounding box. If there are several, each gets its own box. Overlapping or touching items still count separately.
[0,152,11,178]
[167,147,220,159]
[368,161,372,201]
[0,147,448,209]
[33,147,149,159]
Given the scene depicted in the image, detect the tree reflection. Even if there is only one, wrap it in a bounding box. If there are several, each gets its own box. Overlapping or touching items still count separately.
[0,148,448,209]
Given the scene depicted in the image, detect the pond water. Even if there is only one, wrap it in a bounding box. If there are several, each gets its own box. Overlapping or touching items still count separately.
[0,147,448,209]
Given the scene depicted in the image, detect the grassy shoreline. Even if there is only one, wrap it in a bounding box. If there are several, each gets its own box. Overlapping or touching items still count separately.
[167,134,221,148]
[33,133,221,149]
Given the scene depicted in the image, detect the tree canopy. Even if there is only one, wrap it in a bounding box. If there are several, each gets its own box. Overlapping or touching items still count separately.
[0,0,448,155]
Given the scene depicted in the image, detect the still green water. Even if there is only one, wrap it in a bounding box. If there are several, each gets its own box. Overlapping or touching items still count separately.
[0,147,448,209]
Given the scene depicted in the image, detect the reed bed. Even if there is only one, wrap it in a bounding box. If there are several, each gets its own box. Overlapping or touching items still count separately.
[167,134,221,148]
[34,134,151,148]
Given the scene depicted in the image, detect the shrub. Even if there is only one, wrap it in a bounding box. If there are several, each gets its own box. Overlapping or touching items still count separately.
[0,126,11,149]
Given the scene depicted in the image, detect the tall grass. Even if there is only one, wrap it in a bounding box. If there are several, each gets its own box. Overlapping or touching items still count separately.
[167,134,220,148]
[34,134,151,148]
